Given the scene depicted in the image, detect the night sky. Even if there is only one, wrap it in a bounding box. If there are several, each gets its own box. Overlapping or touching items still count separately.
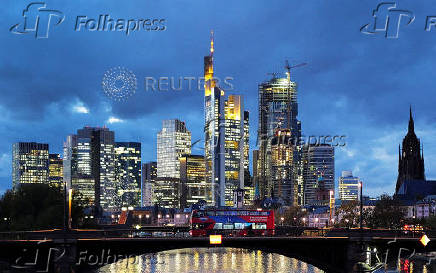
[1,0,436,197]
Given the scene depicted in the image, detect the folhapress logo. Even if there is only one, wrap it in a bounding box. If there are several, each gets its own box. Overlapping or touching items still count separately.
[361,2,414,38]
[10,2,64,39]
[10,2,167,39]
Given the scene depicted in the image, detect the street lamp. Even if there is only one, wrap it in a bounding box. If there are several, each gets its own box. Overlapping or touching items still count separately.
[68,189,73,230]
[302,218,306,227]
[280,217,284,226]
[315,217,319,228]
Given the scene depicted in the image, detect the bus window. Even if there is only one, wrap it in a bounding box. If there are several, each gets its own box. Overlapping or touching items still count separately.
[223,223,233,230]
[206,211,215,216]
[214,223,223,229]
[253,223,267,230]
[235,223,244,229]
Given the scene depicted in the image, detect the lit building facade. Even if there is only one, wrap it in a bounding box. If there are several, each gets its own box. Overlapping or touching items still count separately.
[256,69,302,204]
[270,129,299,206]
[12,142,49,188]
[142,162,157,206]
[302,144,335,205]
[203,33,249,207]
[223,95,246,206]
[179,154,207,207]
[338,171,359,201]
[49,153,63,188]
[204,33,225,207]
[153,177,181,208]
[157,119,191,179]
[115,142,141,208]
[63,127,117,212]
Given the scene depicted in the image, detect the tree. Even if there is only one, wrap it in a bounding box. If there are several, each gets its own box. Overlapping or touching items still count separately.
[275,206,307,226]
[366,194,405,229]
[335,200,360,228]
[0,184,87,231]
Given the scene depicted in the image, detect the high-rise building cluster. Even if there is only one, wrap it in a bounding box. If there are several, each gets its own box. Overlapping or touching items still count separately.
[11,32,339,215]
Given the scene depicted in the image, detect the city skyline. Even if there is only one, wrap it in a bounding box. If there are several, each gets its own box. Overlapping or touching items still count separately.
[1,1,436,198]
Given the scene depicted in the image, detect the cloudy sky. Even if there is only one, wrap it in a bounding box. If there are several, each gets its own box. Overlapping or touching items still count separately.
[1,0,435,197]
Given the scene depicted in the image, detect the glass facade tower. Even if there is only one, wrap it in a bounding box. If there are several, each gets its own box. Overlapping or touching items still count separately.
[12,142,49,188]
[115,142,141,208]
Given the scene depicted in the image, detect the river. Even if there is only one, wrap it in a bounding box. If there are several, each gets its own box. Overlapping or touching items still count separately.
[93,247,324,273]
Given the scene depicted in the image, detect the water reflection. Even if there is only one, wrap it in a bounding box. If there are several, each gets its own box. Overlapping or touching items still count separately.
[94,248,324,273]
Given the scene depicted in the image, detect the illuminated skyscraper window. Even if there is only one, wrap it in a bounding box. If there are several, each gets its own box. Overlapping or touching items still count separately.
[12,142,49,188]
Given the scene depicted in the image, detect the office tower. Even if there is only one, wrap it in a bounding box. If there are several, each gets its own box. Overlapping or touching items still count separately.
[395,107,425,194]
[257,66,302,203]
[49,154,63,188]
[302,144,335,205]
[153,177,181,208]
[115,142,141,208]
[223,95,246,206]
[204,32,226,207]
[338,171,360,201]
[270,129,298,206]
[203,33,250,207]
[12,142,49,188]
[179,154,207,207]
[157,119,191,178]
[252,149,260,199]
[142,162,157,206]
[63,126,116,211]
[243,111,250,185]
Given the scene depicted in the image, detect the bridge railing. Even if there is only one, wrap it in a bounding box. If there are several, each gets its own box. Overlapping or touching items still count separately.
[0,227,434,240]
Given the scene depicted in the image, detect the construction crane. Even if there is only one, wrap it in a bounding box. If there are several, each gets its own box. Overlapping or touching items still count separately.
[285,60,307,81]
[267,72,279,79]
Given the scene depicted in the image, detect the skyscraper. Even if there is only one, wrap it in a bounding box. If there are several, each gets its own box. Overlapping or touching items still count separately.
[338,171,360,201]
[12,142,49,188]
[179,154,207,207]
[63,126,117,211]
[115,142,141,208]
[203,33,249,207]
[302,144,334,205]
[223,95,246,206]
[243,111,250,184]
[142,162,157,206]
[204,32,225,207]
[157,119,191,178]
[270,129,298,205]
[396,107,425,194]
[257,67,302,204]
[49,153,63,188]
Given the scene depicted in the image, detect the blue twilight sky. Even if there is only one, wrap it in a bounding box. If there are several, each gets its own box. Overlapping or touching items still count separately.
[0,0,435,197]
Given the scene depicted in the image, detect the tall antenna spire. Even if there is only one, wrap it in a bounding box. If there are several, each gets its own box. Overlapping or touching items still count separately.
[210,30,214,56]
[408,105,415,134]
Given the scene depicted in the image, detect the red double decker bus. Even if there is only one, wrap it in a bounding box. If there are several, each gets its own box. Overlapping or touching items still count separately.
[190,209,275,237]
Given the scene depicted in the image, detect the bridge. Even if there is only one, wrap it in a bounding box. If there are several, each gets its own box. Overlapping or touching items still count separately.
[0,228,434,273]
